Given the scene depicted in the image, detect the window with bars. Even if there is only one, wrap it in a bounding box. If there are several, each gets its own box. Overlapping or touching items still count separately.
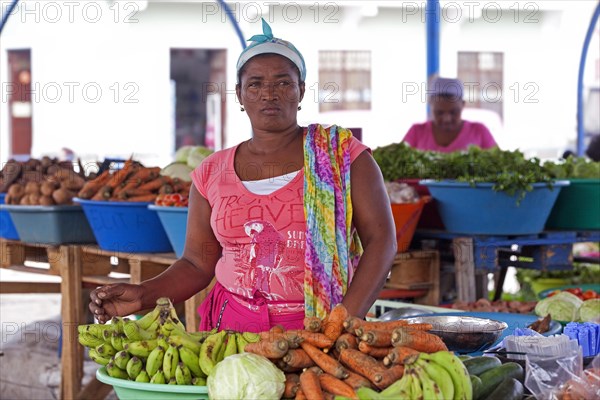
[458,51,504,119]
[318,50,371,112]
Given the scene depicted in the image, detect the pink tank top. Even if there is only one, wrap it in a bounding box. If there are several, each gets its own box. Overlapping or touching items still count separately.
[191,136,368,315]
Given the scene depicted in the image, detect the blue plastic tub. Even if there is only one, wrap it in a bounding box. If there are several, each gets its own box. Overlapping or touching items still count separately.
[0,204,96,244]
[75,199,173,253]
[0,193,19,239]
[420,180,569,235]
[148,205,188,258]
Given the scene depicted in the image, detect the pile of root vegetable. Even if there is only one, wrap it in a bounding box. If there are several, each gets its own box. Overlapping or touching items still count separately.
[0,157,88,205]
[247,303,473,399]
[77,158,191,202]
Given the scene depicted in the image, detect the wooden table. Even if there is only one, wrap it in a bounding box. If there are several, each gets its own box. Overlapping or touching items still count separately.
[0,239,211,400]
[413,230,600,302]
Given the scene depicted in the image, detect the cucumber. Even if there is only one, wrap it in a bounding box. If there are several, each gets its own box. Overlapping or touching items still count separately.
[487,377,524,400]
[462,356,502,376]
[478,362,524,400]
[457,354,472,361]
[470,375,483,400]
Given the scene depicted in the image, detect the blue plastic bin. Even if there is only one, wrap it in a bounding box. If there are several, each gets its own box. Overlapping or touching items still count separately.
[148,205,188,258]
[75,199,173,253]
[420,180,569,235]
[0,193,20,239]
[0,204,96,244]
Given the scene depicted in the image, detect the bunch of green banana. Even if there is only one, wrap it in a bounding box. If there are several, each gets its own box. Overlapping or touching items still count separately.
[357,350,472,400]
[198,330,260,376]
[77,297,259,385]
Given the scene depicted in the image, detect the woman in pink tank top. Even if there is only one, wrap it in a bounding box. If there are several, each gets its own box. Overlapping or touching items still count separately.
[88,20,397,334]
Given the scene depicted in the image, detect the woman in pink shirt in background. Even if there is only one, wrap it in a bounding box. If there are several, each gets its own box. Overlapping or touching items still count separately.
[402,77,498,153]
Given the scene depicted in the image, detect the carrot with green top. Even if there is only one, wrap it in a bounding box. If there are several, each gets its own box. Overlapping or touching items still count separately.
[299,368,324,400]
[300,342,348,379]
[391,328,447,353]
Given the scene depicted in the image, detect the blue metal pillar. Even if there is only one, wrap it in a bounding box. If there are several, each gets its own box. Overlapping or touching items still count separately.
[576,2,600,156]
[0,0,20,35]
[426,0,440,114]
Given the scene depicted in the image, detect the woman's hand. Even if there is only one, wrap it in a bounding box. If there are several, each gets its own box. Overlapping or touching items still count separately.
[89,283,145,324]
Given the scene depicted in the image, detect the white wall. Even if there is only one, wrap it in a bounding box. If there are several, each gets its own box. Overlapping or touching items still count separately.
[1,0,598,167]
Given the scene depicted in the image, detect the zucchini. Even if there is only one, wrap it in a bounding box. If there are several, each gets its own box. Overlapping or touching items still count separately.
[487,377,524,400]
[470,375,483,400]
[478,362,524,400]
[462,356,502,376]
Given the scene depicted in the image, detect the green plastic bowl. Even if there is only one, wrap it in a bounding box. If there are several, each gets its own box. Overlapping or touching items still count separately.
[96,368,208,400]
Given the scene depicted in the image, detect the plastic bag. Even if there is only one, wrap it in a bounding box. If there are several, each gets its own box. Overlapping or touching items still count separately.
[384,181,419,204]
[525,347,583,400]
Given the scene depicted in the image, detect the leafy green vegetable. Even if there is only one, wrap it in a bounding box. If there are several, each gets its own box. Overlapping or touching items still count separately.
[535,291,583,321]
[579,299,600,322]
[174,146,195,163]
[160,161,193,181]
[186,146,214,169]
[372,144,556,202]
[207,353,285,400]
[543,156,600,179]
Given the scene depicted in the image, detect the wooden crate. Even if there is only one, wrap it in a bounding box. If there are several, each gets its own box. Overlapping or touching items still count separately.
[384,250,440,306]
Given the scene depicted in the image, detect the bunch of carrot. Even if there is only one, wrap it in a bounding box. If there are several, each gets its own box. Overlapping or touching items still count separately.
[77,159,191,202]
[244,304,448,400]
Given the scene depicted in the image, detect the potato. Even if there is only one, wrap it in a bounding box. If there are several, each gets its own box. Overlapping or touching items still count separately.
[40,181,59,196]
[28,193,41,205]
[25,181,41,195]
[52,188,74,205]
[39,195,55,206]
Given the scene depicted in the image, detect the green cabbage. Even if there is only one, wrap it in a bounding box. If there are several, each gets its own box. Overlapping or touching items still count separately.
[535,291,584,322]
[186,146,213,169]
[580,299,600,322]
[174,146,194,163]
[207,353,285,400]
[160,162,193,181]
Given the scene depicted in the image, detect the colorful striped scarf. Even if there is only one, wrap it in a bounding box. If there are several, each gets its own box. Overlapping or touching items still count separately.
[303,124,363,319]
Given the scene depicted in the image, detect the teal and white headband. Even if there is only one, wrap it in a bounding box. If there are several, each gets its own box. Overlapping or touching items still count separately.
[236,18,306,83]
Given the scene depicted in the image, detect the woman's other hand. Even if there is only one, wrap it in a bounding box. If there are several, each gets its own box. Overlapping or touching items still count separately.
[89,283,144,324]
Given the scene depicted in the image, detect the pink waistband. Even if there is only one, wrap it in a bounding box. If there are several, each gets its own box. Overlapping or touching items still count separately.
[197,282,304,333]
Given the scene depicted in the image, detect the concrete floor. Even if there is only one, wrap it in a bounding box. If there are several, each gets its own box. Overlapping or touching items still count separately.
[0,269,116,400]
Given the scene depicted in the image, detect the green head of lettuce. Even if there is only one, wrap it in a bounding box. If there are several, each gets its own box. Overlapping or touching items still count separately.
[535,291,584,322]
[207,353,285,400]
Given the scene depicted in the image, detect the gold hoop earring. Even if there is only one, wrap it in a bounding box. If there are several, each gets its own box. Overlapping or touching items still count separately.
[240,106,245,112]
[297,105,302,111]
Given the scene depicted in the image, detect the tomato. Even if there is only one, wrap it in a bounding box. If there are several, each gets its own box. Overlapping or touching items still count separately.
[582,290,599,300]
[565,288,583,296]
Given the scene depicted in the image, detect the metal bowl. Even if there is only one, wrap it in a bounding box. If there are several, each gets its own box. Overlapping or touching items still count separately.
[402,315,508,354]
